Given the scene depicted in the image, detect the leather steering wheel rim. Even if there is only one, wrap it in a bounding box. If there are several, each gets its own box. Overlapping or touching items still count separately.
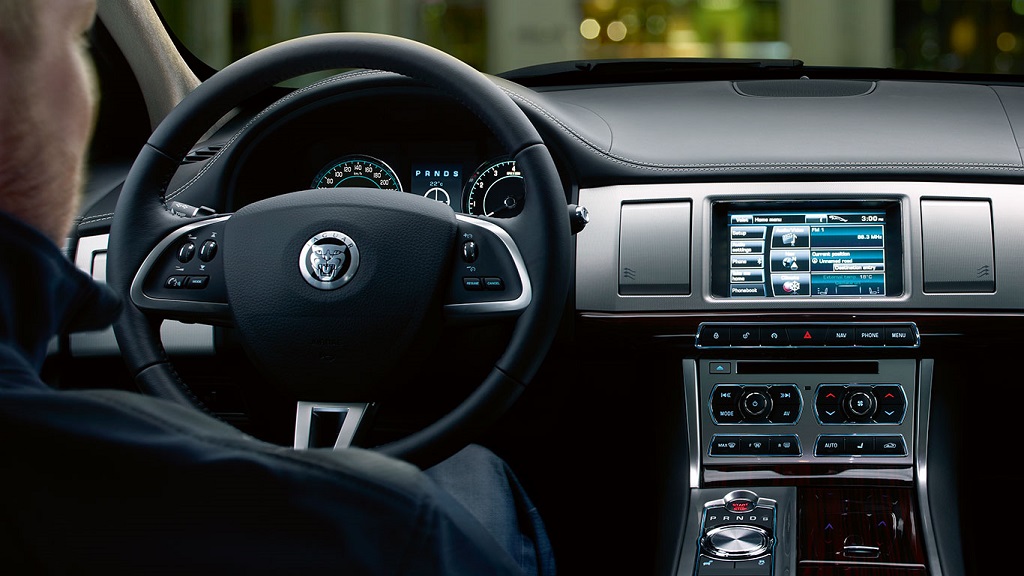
[106,33,571,469]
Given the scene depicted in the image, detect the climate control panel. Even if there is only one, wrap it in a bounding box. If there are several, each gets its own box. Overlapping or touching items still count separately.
[696,359,916,466]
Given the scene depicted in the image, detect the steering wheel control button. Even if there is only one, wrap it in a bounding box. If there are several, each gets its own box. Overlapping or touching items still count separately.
[185,276,209,289]
[461,240,478,263]
[462,277,484,290]
[198,240,218,262]
[165,275,187,289]
[483,277,505,290]
[177,242,195,263]
[298,231,359,290]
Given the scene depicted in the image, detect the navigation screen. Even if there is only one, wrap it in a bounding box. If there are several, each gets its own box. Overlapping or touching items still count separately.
[712,202,902,298]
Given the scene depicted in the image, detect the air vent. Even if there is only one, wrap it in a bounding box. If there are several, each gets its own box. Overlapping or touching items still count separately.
[733,79,875,98]
[182,145,223,164]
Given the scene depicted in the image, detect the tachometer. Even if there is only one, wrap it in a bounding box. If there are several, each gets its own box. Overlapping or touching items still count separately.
[463,158,524,217]
[312,154,402,191]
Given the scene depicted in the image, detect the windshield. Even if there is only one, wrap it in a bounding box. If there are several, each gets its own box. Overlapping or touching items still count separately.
[155,0,1024,76]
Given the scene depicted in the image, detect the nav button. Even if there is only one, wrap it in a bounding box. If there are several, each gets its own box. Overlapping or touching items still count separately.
[825,326,856,346]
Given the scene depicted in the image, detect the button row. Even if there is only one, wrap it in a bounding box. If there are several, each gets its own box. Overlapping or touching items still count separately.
[816,384,906,424]
[165,275,209,289]
[709,434,801,456]
[814,434,907,456]
[462,276,505,291]
[711,384,801,424]
[697,323,918,348]
[696,554,771,576]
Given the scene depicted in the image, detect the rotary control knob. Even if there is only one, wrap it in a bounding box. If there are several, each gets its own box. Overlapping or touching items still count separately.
[843,390,876,420]
[740,391,773,420]
[702,525,771,559]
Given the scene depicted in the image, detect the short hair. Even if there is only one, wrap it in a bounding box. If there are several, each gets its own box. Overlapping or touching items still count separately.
[0,0,37,59]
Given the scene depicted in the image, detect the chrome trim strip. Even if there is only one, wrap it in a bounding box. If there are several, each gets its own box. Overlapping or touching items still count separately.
[129,215,232,316]
[445,214,532,315]
[916,359,944,576]
[683,359,702,487]
[293,401,368,450]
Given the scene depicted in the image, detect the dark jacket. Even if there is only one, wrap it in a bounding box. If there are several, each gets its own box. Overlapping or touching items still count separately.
[0,210,524,575]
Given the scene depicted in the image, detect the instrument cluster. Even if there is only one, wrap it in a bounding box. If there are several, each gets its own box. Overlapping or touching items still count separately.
[310,153,525,218]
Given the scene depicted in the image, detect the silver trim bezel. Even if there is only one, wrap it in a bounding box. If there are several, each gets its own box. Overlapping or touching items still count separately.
[444,214,532,315]
[129,215,232,316]
[293,401,368,450]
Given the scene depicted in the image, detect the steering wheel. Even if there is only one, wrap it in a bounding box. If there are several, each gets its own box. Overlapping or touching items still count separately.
[106,33,571,469]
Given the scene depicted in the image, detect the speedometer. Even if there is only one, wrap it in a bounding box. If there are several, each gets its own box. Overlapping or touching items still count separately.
[312,154,402,191]
[463,158,524,217]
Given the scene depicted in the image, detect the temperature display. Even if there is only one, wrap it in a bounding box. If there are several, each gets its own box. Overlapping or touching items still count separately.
[411,164,463,208]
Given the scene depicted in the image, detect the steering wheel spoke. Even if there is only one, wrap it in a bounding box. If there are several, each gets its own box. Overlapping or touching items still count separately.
[293,401,371,450]
[130,215,233,326]
[443,215,531,319]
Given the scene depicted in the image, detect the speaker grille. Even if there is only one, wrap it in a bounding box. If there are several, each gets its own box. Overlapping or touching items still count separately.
[734,79,875,98]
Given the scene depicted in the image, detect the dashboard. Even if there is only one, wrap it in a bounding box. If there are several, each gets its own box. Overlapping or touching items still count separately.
[75,68,1024,576]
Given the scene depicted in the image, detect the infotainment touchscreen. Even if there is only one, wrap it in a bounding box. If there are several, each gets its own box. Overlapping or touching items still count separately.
[711,201,903,298]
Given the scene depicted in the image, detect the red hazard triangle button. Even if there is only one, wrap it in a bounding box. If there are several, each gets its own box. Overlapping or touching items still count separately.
[789,327,826,346]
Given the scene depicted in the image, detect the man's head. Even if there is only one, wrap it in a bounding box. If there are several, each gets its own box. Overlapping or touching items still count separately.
[0,0,98,245]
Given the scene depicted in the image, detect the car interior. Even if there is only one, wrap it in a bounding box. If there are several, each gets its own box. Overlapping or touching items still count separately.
[48,1,1020,574]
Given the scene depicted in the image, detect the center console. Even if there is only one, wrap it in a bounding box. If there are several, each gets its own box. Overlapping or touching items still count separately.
[574,181,1023,576]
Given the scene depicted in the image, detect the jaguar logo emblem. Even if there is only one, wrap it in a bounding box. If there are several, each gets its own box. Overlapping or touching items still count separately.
[299,231,359,290]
